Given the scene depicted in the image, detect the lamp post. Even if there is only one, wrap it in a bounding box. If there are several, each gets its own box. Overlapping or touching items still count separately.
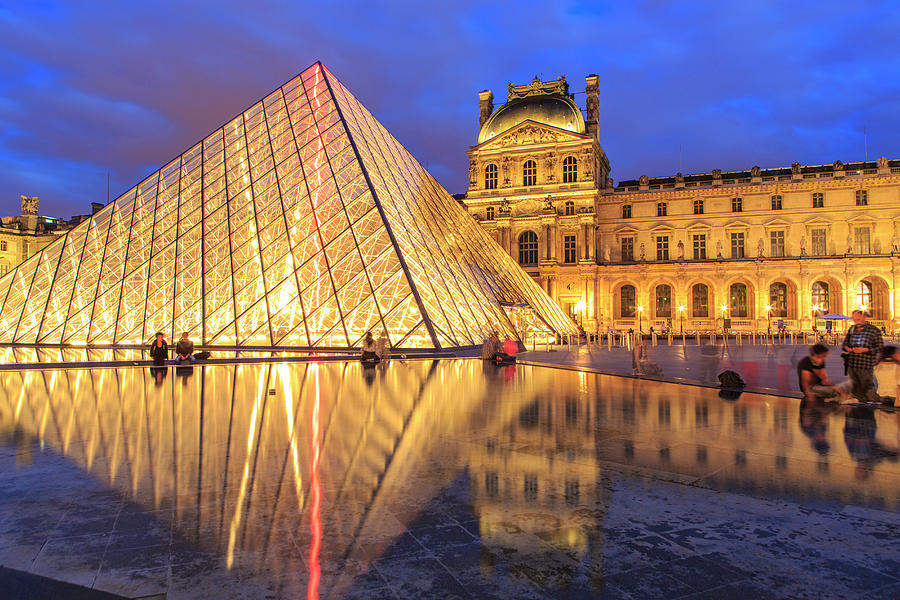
[575,298,586,328]
[677,305,686,336]
[764,304,772,335]
[720,304,728,335]
[636,305,644,333]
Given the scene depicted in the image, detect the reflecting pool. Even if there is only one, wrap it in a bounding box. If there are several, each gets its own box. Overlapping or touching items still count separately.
[1,361,899,599]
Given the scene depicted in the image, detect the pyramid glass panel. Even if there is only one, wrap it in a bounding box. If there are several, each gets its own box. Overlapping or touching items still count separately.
[0,62,576,350]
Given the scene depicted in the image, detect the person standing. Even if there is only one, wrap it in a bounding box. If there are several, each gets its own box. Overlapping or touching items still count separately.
[874,345,899,405]
[842,310,884,403]
[149,332,169,366]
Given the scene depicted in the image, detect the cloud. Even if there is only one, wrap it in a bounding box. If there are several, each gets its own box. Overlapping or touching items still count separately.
[0,0,898,216]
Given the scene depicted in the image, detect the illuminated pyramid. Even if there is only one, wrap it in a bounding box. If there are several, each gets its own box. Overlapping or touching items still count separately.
[0,62,576,349]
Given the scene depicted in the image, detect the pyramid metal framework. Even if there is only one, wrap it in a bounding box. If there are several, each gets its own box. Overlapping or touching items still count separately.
[0,62,576,349]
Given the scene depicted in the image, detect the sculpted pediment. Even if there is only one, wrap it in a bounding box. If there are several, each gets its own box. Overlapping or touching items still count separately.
[477,120,586,150]
[513,198,544,216]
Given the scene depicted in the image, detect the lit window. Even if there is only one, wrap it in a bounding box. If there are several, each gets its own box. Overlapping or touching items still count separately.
[621,237,634,262]
[771,195,782,210]
[856,280,873,310]
[856,190,868,206]
[657,202,667,216]
[812,281,829,312]
[730,232,745,258]
[564,235,576,264]
[485,206,494,220]
[523,160,537,186]
[692,283,709,317]
[484,164,498,189]
[693,199,704,215]
[622,204,632,219]
[656,236,669,260]
[562,156,578,183]
[565,201,575,216]
[655,284,672,317]
[854,227,870,254]
[812,192,824,208]
[692,234,706,260]
[518,231,538,265]
[729,283,748,317]
[620,285,636,317]
[769,283,787,317]
[770,231,785,257]
[732,197,742,212]
[811,229,826,255]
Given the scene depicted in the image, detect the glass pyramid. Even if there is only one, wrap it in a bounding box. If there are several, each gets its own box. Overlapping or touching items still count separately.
[0,62,576,350]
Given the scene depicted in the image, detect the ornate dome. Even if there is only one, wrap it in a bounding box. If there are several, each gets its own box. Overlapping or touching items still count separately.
[478,95,586,144]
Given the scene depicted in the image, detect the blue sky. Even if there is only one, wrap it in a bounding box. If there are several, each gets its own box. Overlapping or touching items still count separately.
[1,0,899,216]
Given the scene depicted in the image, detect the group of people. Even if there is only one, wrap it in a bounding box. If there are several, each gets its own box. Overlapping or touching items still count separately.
[149,332,197,366]
[798,310,898,405]
[481,332,518,363]
[360,331,390,363]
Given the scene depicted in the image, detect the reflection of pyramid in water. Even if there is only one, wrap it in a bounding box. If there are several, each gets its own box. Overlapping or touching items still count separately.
[0,62,575,349]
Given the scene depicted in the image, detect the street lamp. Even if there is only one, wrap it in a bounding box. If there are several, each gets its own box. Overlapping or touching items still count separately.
[764,304,772,335]
[574,298,586,327]
[636,305,644,333]
[677,305,686,335]
[720,304,728,334]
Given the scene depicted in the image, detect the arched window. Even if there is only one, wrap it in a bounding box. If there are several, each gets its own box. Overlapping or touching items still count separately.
[729,283,748,318]
[484,164,498,189]
[812,281,829,313]
[655,284,672,318]
[518,231,538,265]
[856,280,873,312]
[563,156,578,183]
[485,206,494,220]
[620,285,636,318]
[769,283,787,317]
[523,160,537,186]
[564,201,575,216]
[692,283,709,318]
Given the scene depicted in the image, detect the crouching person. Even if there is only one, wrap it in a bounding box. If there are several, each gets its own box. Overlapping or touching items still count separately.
[798,343,849,401]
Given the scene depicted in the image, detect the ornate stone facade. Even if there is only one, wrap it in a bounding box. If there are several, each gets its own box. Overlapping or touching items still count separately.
[463,74,900,333]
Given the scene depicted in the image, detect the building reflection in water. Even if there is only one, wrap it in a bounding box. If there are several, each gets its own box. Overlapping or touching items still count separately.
[0,361,898,597]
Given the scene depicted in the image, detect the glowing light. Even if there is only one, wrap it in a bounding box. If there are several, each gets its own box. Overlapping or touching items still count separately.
[307,364,322,600]
[720,304,728,313]
[575,299,587,313]
[764,305,772,312]
[636,305,644,312]
[677,305,685,312]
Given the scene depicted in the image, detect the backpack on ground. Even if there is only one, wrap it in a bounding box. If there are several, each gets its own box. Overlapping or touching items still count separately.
[194,351,212,360]
[718,370,745,388]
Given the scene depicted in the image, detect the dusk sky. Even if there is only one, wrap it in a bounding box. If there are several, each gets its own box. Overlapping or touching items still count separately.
[1,1,899,217]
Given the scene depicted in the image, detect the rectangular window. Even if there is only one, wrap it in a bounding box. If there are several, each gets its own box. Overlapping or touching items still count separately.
[621,237,634,262]
[770,231,785,257]
[622,204,632,219]
[854,227,871,254]
[856,190,868,206]
[564,235,577,264]
[656,235,669,260]
[22,242,29,261]
[730,232,745,258]
[811,228,826,255]
[0,240,6,251]
[0,264,7,276]
[693,199,704,215]
[812,192,824,208]
[771,195,783,210]
[692,234,706,260]
[731,197,742,212]
[657,202,667,216]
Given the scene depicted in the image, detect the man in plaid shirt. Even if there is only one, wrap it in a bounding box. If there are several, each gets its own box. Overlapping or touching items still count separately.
[842,310,884,403]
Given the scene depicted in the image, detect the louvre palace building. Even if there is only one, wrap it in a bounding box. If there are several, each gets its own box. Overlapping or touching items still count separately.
[462,75,900,334]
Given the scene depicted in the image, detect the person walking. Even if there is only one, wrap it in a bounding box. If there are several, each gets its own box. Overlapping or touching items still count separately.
[149,332,169,366]
[841,310,884,403]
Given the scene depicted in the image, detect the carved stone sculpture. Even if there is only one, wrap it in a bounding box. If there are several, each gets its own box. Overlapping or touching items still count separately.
[757,238,765,257]
[892,232,900,253]
[716,240,723,258]
[603,245,611,262]
[800,236,807,255]
[847,233,853,254]
[712,169,722,179]
[677,239,685,259]
[751,165,761,177]
[791,162,801,174]
[639,242,645,261]
[501,157,511,187]
[639,174,649,186]
[468,160,477,185]
[675,172,684,183]
[878,156,888,169]
[833,160,844,171]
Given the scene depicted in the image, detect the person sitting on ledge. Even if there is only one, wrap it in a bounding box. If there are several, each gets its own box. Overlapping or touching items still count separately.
[149,332,169,366]
[798,343,849,401]
[361,331,380,363]
[481,332,511,363]
[175,332,195,365]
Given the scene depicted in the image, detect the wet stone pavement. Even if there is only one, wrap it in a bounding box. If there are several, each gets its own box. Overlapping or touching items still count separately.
[0,360,898,599]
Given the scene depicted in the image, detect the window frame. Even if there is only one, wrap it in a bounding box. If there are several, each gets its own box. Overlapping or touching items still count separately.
[518,230,539,265]
[731,197,743,212]
[693,199,704,215]
[657,202,667,217]
[484,163,498,190]
[812,192,824,208]
[562,156,578,183]
[522,159,537,186]
[771,194,783,210]
[563,234,577,264]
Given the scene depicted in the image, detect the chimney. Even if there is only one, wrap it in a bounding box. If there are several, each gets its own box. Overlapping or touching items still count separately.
[585,74,599,137]
[478,90,494,128]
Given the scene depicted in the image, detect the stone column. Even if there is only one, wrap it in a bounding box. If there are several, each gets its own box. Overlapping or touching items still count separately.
[544,224,551,261]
